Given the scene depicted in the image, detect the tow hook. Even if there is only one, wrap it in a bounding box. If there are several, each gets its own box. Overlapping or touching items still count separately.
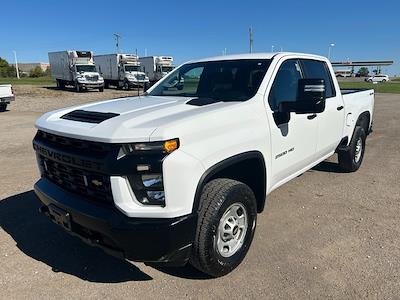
[39,205,49,215]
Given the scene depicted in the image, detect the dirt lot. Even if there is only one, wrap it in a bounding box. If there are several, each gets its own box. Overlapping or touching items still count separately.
[0,86,399,299]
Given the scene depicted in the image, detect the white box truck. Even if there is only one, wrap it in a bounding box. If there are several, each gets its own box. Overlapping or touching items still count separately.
[48,51,104,92]
[139,56,174,83]
[94,54,149,90]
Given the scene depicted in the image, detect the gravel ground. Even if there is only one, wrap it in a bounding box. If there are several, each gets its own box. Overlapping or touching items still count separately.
[0,86,399,299]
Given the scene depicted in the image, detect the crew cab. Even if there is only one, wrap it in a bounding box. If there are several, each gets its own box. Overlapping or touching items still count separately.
[0,84,15,111]
[32,53,374,277]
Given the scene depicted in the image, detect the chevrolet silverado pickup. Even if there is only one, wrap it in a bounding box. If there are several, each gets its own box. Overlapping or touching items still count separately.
[0,84,15,111]
[32,52,374,277]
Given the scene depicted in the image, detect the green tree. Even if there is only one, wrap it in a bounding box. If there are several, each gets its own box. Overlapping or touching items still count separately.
[29,66,44,78]
[357,67,369,77]
[0,57,16,77]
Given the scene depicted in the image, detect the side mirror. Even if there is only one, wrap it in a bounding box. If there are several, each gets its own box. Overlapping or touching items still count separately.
[279,79,326,114]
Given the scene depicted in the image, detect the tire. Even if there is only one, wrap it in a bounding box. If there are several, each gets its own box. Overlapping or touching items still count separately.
[75,83,81,93]
[382,79,387,82]
[190,178,257,277]
[0,103,7,112]
[99,87,104,92]
[368,79,373,83]
[338,126,366,172]
[56,79,60,88]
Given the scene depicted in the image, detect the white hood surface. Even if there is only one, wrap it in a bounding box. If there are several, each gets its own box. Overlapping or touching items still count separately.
[35,95,238,143]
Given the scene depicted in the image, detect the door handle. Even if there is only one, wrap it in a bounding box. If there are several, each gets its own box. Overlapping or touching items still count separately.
[307,114,317,120]
[337,106,344,111]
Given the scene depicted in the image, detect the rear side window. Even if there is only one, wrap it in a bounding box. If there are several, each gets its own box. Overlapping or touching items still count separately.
[300,59,336,98]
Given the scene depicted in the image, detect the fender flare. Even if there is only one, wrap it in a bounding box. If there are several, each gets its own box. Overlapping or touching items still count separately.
[191,151,267,213]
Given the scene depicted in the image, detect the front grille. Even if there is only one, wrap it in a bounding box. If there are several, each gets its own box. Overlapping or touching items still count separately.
[39,155,113,205]
[35,130,117,156]
[85,75,99,81]
[136,74,145,80]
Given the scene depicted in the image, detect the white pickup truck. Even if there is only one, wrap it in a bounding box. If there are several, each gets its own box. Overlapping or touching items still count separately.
[0,84,15,111]
[32,52,374,277]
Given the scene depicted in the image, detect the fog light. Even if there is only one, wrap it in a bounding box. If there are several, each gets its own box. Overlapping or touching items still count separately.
[127,174,165,206]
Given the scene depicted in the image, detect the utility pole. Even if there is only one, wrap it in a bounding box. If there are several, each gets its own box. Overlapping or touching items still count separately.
[249,27,253,53]
[114,33,121,53]
[13,51,20,79]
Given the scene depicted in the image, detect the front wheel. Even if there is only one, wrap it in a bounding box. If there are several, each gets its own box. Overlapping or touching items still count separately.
[338,126,366,172]
[99,87,104,92]
[190,178,257,277]
[0,103,7,112]
[75,83,81,93]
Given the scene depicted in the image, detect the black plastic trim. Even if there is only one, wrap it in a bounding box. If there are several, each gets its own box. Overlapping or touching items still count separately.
[34,178,197,265]
[61,110,119,124]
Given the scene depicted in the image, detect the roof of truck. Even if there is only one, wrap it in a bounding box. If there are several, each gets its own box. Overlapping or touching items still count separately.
[188,52,327,63]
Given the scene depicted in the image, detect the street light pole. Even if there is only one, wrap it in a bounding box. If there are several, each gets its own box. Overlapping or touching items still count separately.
[13,51,20,79]
[328,43,335,60]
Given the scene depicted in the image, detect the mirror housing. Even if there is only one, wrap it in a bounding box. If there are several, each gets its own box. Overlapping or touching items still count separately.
[278,79,326,114]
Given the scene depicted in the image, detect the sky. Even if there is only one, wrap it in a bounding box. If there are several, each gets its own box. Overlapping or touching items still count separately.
[1,0,399,75]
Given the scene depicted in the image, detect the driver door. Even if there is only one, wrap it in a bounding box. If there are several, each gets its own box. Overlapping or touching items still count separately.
[266,59,318,187]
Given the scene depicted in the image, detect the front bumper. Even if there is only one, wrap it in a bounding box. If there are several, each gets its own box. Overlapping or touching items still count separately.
[34,178,197,265]
[77,82,104,89]
[0,95,15,103]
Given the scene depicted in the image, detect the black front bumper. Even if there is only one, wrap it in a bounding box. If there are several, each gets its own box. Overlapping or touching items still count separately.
[34,178,197,266]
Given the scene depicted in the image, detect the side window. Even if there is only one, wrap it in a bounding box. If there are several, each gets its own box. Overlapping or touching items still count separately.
[268,59,303,111]
[300,59,336,98]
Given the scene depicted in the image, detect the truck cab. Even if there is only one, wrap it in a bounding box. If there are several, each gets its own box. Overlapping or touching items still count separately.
[33,52,374,277]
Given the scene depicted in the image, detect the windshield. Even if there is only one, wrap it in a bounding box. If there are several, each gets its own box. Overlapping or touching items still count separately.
[76,65,97,73]
[125,65,140,72]
[161,66,174,73]
[149,59,271,101]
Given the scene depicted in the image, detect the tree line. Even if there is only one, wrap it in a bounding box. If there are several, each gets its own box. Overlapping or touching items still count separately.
[0,57,50,78]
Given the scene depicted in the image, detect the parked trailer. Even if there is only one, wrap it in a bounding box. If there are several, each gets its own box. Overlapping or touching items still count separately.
[48,51,104,92]
[139,56,174,83]
[94,54,149,90]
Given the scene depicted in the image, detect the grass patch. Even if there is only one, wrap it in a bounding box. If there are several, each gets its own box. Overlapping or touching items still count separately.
[339,81,400,94]
[0,76,55,85]
[392,77,400,82]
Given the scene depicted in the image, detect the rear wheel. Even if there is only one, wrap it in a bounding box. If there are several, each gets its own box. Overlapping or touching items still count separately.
[190,178,257,277]
[338,126,366,172]
[0,103,7,112]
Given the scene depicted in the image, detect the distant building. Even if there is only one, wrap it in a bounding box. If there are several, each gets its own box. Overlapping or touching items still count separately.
[11,62,50,75]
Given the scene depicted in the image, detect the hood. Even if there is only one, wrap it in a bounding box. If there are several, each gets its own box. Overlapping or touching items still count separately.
[35,96,238,143]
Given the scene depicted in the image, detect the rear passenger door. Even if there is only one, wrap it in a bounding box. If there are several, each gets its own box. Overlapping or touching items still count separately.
[300,59,345,157]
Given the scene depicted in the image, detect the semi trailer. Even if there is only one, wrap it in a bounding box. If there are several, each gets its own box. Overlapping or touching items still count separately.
[48,51,104,92]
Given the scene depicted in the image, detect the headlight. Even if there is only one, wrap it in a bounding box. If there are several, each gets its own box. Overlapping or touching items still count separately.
[118,139,179,158]
[128,174,165,206]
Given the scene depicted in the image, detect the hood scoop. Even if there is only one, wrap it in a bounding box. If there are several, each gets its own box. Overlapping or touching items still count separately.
[186,97,222,107]
[61,110,119,124]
